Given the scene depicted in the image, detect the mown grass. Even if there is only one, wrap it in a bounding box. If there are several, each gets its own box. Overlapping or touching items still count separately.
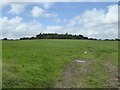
[2,39,118,88]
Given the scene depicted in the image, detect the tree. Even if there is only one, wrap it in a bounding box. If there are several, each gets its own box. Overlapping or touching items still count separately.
[3,38,7,40]
[20,33,94,40]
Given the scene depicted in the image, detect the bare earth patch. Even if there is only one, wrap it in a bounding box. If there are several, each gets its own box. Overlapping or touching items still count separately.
[54,59,92,88]
[54,59,118,88]
[103,61,119,88]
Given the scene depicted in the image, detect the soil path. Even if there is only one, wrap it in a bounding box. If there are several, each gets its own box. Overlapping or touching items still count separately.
[54,60,92,88]
[54,59,119,88]
[103,61,119,88]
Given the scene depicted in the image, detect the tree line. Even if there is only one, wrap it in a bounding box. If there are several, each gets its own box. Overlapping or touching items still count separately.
[19,33,97,40]
[2,33,120,41]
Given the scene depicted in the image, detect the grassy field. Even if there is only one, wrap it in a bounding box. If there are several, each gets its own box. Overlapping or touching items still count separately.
[2,39,118,88]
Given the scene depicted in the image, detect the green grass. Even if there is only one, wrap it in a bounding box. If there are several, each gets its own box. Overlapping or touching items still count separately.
[2,39,118,88]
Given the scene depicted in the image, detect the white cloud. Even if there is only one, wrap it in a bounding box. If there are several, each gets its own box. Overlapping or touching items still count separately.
[43,2,53,9]
[31,6,58,18]
[8,3,26,14]
[1,16,44,39]
[42,26,62,33]
[67,15,80,27]
[1,16,62,39]
[10,16,23,25]
[104,4,118,24]
[47,26,61,30]
[66,4,118,39]
[31,6,45,17]
[1,4,118,39]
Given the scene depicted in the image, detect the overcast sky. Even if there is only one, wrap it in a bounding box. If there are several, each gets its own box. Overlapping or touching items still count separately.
[0,2,119,39]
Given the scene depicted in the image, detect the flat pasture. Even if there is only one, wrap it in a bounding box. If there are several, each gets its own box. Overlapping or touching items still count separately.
[2,39,118,88]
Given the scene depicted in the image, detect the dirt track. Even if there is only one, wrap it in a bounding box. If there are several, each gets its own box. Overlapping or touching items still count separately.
[54,60,92,88]
[54,59,119,88]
